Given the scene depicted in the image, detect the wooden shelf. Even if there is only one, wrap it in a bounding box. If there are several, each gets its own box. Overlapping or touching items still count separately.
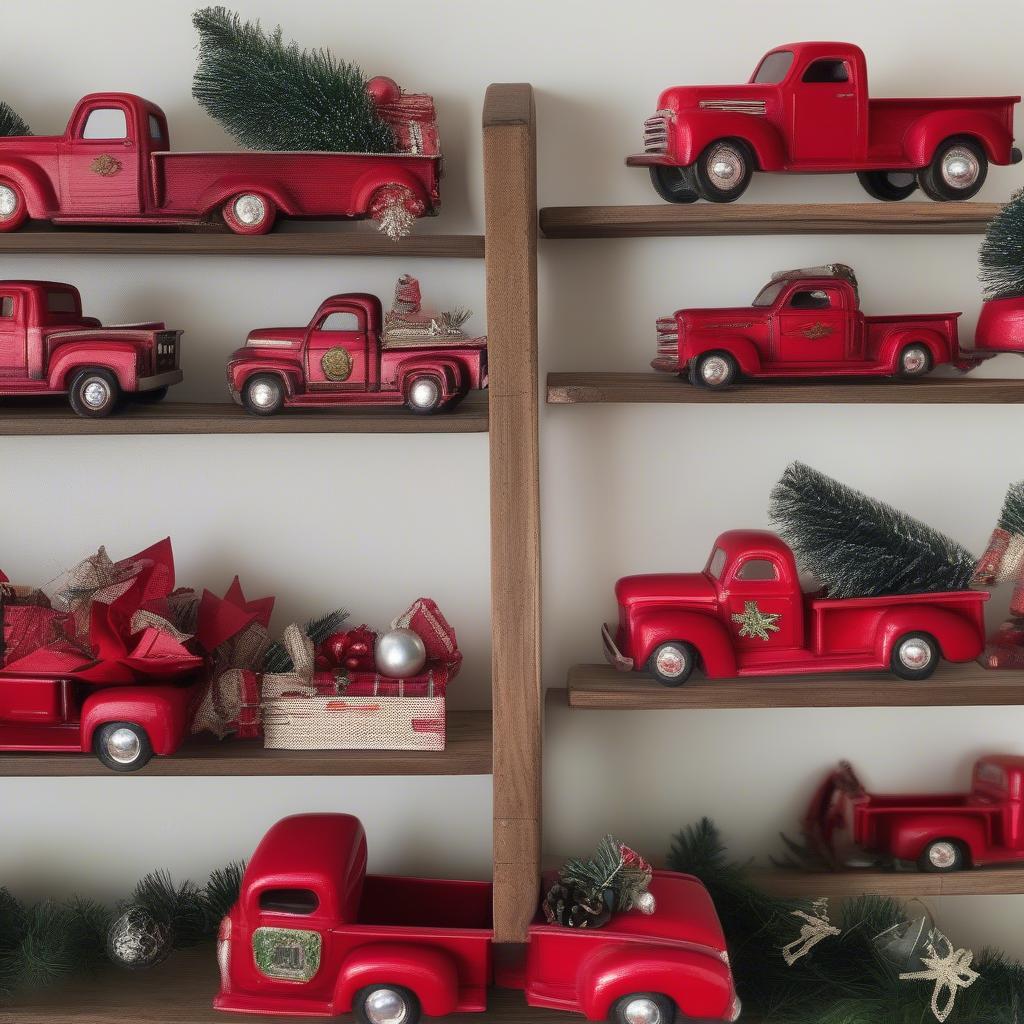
[539,202,999,239]
[562,662,1024,710]
[754,866,1024,899]
[0,396,489,435]
[0,710,492,777]
[0,224,484,258]
[546,372,1024,405]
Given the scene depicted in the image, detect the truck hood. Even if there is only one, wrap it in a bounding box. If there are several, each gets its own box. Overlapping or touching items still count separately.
[658,83,773,114]
[675,306,764,331]
[244,327,305,349]
[616,573,717,608]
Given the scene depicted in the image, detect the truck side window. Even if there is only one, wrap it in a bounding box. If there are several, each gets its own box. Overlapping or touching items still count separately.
[0,297,13,318]
[319,311,361,332]
[82,108,128,140]
[735,559,778,582]
[258,888,319,914]
[802,59,849,84]
[789,289,831,310]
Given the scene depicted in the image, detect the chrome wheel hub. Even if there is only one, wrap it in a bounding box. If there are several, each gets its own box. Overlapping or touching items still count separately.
[941,147,980,189]
[623,998,662,1024]
[898,637,932,671]
[0,185,17,218]
[901,347,928,374]
[249,381,278,409]
[928,841,958,869]
[105,727,141,765]
[701,356,731,386]
[707,145,743,189]
[233,193,266,226]
[364,989,408,1024]
[409,378,440,410]
[655,645,687,679]
[82,379,110,409]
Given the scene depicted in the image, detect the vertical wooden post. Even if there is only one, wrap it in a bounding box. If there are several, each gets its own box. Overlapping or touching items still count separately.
[483,84,541,943]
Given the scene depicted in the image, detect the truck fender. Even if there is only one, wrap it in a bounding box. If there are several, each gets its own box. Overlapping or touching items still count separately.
[876,327,951,371]
[80,686,191,755]
[903,110,1014,166]
[0,158,58,218]
[631,609,737,678]
[193,176,301,217]
[394,356,462,399]
[875,604,984,665]
[351,167,431,215]
[683,333,762,375]
[886,815,989,866]
[231,359,302,397]
[671,110,785,170]
[333,942,460,1019]
[578,943,734,1022]
[49,342,141,392]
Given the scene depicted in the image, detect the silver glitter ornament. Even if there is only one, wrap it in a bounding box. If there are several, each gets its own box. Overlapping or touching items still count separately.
[635,891,657,915]
[375,627,427,678]
[106,906,174,970]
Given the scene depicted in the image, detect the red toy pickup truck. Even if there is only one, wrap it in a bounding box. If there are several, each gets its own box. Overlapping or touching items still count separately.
[807,757,1024,872]
[0,84,441,235]
[603,530,988,685]
[0,279,182,415]
[214,814,741,1024]
[627,41,1021,203]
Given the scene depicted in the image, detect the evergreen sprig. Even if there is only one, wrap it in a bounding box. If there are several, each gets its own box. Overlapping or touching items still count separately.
[191,7,396,153]
[979,189,1024,300]
[0,102,30,137]
[262,608,348,672]
[769,462,976,599]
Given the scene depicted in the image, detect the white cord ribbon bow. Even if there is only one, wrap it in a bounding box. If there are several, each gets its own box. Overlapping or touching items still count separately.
[899,929,980,1023]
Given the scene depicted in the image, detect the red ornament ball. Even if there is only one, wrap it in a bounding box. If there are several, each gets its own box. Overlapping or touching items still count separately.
[366,76,401,107]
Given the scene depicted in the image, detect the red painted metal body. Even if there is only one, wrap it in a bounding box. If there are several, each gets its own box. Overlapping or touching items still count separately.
[214,814,739,1022]
[0,280,182,402]
[226,293,486,413]
[0,90,441,232]
[806,757,1024,870]
[627,41,1020,195]
[603,530,988,680]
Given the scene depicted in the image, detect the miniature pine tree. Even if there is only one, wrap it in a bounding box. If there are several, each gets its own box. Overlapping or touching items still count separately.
[769,462,976,599]
[262,608,348,673]
[0,102,30,138]
[191,7,396,154]
[559,835,652,912]
[979,188,1024,299]
[996,479,1024,536]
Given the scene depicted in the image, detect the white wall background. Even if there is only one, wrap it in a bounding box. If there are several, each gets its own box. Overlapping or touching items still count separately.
[2,0,1024,967]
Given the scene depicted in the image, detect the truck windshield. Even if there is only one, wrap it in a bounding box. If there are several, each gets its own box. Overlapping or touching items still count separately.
[752,50,794,84]
[752,281,785,306]
[707,548,727,579]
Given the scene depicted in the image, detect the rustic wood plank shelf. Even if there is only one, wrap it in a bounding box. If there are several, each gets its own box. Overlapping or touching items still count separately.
[0,710,492,777]
[754,867,1024,898]
[0,396,489,435]
[0,224,484,258]
[562,663,1024,710]
[539,202,999,239]
[546,372,1024,405]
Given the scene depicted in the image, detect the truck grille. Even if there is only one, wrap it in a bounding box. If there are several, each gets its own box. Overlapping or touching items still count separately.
[643,110,671,154]
[155,331,179,371]
[656,316,679,360]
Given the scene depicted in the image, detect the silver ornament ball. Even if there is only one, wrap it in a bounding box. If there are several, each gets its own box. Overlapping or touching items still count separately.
[106,906,174,970]
[635,891,657,915]
[375,627,427,678]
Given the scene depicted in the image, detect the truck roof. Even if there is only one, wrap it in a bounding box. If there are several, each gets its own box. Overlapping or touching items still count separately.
[769,263,859,300]
[75,92,166,121]
[0,280,78,292]
[713,529,793,562]
[768,41,865,61]
[979,755,1024,774]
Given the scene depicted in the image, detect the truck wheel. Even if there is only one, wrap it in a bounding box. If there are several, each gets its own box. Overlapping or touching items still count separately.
[649,165,699,204]
[611,993,676,1024]
[0,178,28,231]
[694,139,753,202]
[94,722,153,773]
[648,642,696,686]
[693,351,739,389]
[354,985,421,1024]
[897,343,933,379]
[242,374,286,416]
[890,632,939,680]
[69,368,120,418]
[405,375,444,414]
[918,839,967,873]
[857,170,917,202]
[918,137,987,202]
[222,192,277,234]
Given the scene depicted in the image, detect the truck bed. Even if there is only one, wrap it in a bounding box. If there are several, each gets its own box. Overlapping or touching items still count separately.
[359,874,494,931]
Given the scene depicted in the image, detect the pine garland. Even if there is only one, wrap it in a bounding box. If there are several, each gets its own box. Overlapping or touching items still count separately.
[0,102,30,137]
[769,462,976,599]
[979,189,1024,300]
[191,7,396,153]
[262,608,348,672]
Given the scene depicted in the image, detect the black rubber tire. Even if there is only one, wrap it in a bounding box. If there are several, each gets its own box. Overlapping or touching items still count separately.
[692,351,739,390]
[405,375,444,414]
[649,165,699,204]
[93,722,153,773]
[917,839,968,873]
[889,632,940,681]
[647,641,697,687]
[918,137,988,202]
[610,993,676,1024]
[133,386,170,404]
[694,139,754,203]
[242,374,286,416]
[353,985,421,1024]
[897,343,933,379]
[857,170,918,202]
[68,367,120,418]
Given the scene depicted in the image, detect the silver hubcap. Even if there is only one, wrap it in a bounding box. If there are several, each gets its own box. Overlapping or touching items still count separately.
[928,841,958,869]
[409,378,440,410]
[82,378,111,409]
[105,727,141,765]
[364,989,408,1024]
[898,637,933,671]
[707,144,744,189]
[623,998,663,1024]
[901,346,928,374]
[700,356,732,386]
[0,184,17,218]
[655,645,687,679]
[941,147,980,189]
[233,193,266,226]
[249,381,279,409]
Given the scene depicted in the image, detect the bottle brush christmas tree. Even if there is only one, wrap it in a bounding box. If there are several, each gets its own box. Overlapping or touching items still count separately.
[0,102,30,138]
[979,188,1024,300]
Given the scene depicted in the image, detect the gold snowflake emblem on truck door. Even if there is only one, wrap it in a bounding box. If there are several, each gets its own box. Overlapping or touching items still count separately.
[731,600,781,641]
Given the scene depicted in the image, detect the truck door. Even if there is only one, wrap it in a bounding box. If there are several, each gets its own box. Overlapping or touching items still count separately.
[790,57,860,164]
[304,308,371,392]
[773,285,849,363]
[0,291,26,377]
[722,555,801,653]
[61,101,143,215]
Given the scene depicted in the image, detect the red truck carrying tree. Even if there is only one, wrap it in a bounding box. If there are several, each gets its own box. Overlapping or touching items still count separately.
[627,41,1021,203]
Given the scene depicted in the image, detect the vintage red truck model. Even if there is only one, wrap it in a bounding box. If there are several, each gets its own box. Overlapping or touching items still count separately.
[227,287,487,416]
[602,530,988,685]
[214,814,741,1023]
[806,757,1024,872]
[0,82,441,235]
[627,41,1021,203]
[0,279,182,416]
